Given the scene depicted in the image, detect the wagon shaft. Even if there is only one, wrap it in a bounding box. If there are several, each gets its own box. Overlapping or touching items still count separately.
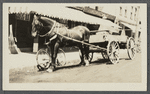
[55,32,107,51]
[89,47,106,52]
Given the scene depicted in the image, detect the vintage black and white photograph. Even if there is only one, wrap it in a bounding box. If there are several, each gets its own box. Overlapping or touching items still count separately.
[3,3,147,91]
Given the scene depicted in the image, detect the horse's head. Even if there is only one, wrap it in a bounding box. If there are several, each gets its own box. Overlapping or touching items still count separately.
[31,15,43,37]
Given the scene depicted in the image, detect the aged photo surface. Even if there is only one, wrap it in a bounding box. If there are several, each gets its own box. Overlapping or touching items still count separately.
[3,3,147,91]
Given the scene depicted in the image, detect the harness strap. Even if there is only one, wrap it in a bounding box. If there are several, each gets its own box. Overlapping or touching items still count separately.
[64,26,70,38]
[56,23,59,34]
[47,23,59,42]
[49,34,57,41]
[51,23,59,40]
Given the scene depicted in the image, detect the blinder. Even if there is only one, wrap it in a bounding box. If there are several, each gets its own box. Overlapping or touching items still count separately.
[32,16,43,35]
[35,21,43,35]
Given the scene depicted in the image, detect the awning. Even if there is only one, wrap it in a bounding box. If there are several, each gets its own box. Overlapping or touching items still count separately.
[99,24,120,33]
[120,22,136,31]
[9,4,120,28]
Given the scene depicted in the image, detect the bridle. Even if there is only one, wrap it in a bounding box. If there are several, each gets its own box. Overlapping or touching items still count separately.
[34,17,68,40]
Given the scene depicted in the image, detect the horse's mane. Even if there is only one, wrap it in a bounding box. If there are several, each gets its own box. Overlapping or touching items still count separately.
[39,16,67,28]
[30,12,66,29]
[55,23,66,28]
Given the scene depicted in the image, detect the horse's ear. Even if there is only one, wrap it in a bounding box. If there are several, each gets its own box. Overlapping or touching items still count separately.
[34,15,41,20]
[34,15,38,20]
[34,15,37,19]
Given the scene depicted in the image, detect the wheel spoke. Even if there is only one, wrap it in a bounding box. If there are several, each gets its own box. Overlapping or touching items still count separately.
[114,43,118,49]
[131,48,136,55]
[114,53,119,58]
[131,40,135,48]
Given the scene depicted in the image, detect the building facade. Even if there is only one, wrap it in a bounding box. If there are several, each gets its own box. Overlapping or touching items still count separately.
[86,5,141,44]
[9,5,142,53]
[89,5,140,25]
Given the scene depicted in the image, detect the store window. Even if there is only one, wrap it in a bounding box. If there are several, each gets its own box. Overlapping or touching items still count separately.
[95,6,98,10]
[131,6,133,12]
[125,9,127,18]
[120,7,122,16]
[130,13,133,20]
[134,8,137,21]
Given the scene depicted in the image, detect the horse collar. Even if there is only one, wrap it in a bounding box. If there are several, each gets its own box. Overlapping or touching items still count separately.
[39,21,56,37]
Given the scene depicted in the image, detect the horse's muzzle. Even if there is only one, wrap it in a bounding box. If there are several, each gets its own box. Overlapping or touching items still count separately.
[32,31,37,37]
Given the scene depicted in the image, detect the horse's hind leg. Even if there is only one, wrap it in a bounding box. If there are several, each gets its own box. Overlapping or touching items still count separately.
[84,31,90,66]
[79,43,89,66]
[85,45,89,60]
[79,44,85,66]
[83,43,89,66]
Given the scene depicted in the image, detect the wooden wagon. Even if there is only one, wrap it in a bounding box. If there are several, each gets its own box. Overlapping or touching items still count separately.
[86,29,136,64]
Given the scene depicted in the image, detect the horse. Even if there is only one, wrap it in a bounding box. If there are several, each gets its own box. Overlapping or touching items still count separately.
[31,14,90,72]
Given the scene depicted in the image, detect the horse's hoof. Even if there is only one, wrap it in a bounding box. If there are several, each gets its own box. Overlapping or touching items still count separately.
[85,63,89,66]
[46,65,55,73]
[84,60,89,67]
[46,68,53,73]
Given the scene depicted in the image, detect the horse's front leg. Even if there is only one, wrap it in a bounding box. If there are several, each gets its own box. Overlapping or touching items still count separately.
[47,43,54,72]
[47,40,60,72]
[53,40,60,66]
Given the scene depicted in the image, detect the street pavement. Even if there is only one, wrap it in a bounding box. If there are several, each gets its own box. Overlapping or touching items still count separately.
[9,49,142,83]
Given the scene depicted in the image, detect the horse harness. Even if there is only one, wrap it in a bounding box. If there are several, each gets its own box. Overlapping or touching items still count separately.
[36,17,74,45]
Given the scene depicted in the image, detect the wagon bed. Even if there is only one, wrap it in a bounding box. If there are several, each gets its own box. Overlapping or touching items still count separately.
[89,30,128,43]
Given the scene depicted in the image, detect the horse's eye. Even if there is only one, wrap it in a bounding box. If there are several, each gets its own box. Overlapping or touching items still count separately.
[40,23,43,26]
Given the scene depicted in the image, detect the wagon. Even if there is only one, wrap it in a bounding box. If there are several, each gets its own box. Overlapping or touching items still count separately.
[85,29,136,64]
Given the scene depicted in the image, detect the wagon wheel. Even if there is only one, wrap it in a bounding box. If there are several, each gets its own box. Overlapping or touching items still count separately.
[101,51,108,60]
[79,50,93,63]
[56,48,66,66]
[127,37,136,60]
[36,48,51,71]
[107,41,120,64]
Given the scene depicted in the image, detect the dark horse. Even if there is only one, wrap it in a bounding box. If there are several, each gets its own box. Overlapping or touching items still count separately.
[31,15,90,72]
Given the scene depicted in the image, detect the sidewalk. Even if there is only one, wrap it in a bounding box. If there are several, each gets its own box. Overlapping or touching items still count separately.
[8,49,129,69]
[8,51,81,69]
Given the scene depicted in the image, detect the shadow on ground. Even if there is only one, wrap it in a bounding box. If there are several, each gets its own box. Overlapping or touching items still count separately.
[53,59,110,71]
